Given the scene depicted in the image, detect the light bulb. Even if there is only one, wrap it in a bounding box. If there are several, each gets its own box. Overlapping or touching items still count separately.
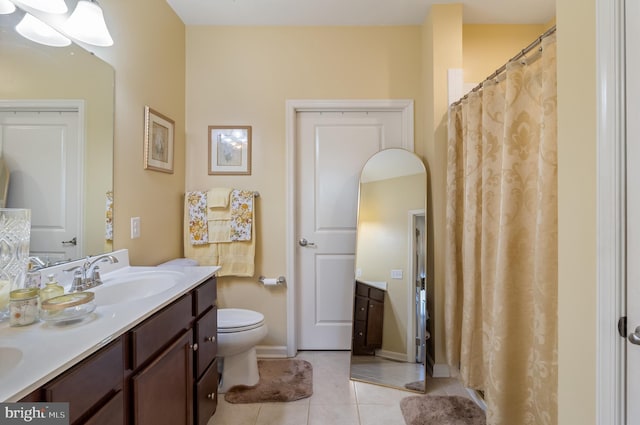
[0,0,16,15]
[63,0,113,47]
[19,0,68,14]
[16,13,71,47]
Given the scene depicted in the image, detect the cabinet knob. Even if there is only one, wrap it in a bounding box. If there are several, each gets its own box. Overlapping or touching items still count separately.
[205,336,216,343]
[207,393,215,400]
[360,307,365,311]
[358,332,363,336]
[190,343,199,351]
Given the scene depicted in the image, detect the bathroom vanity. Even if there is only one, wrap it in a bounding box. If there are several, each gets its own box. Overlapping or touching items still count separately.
[0,250,219,425]
[352,280,386,355]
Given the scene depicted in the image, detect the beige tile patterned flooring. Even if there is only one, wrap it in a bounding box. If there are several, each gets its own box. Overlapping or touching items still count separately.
[209,351,471,425]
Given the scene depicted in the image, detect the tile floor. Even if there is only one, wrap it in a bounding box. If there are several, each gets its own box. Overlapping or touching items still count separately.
[209,351,471,425]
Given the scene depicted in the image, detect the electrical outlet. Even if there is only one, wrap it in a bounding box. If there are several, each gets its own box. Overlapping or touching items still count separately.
[391,269,403,279]
[131,217,141,239]
[356,268,362,278]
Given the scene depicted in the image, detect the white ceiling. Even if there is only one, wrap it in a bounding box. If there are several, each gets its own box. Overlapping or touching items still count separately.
[166,0,555,26]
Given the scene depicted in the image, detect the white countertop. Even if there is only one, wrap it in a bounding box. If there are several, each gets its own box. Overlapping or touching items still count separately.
[0,249,219,402]
[358,280,388,291]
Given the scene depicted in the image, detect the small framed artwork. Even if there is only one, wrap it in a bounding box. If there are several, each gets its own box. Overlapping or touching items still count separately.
[208,126,252,175]
[144,106,175,173]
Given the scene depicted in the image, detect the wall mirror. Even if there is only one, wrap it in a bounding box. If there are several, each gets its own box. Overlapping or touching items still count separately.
[350,148,428,392]
[0,3,114,264]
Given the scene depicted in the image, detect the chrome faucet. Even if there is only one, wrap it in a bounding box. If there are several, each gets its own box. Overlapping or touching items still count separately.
[65,255,119,292]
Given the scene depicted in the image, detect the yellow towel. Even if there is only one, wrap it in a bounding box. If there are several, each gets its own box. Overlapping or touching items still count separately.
[207,187,231,208]
[208,219,231,243]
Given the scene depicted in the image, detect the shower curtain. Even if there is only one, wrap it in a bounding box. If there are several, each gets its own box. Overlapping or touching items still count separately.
[444,34,557,425]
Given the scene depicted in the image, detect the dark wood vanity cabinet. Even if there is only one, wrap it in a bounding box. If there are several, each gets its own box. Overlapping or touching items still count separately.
[352,281,385,355]
[21,276,218,425]
[42,337,124,425]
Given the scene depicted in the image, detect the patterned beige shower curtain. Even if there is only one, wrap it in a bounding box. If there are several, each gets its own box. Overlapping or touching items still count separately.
[444,34,557,425]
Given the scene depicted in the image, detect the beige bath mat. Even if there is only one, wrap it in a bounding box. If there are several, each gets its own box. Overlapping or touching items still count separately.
[224,359,313,403]
[400,395,486,425]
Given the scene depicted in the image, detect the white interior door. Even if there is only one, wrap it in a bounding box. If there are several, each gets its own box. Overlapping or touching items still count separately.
[295,110,407,350]
[627,1,640,421]
[0,109,82,262]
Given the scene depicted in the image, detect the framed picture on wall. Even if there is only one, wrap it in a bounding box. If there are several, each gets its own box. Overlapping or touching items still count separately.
[208,126,252,175]
[144,106,175,173]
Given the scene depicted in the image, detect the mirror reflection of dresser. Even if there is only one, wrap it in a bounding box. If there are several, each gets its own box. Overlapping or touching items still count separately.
[350,148,428,392]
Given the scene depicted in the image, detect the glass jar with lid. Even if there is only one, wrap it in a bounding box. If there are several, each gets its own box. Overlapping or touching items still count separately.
[9,288,39,326]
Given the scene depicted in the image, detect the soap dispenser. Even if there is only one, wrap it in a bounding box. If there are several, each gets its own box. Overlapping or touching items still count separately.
[40,274,64,303]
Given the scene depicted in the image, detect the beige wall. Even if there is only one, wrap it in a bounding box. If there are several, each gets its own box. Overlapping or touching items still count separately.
[556,0,597,423]
[462,24,548,84]
[96,0,186,266]
[185,26,423,347]
[421,4,463,366]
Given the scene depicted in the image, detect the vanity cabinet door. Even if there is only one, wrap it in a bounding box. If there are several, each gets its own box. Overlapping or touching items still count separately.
[83,390,124,425]
[131,330,194,425]
[44,338,123,424]
[366,299,384,347]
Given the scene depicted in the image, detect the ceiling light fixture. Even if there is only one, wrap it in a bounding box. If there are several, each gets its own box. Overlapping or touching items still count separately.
[63,0,113,47]
[0,0,16,15]
[19,0,68,14]
[15,13,71,47]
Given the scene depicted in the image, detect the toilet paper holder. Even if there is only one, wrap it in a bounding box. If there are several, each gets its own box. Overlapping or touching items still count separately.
[258,276,286,286]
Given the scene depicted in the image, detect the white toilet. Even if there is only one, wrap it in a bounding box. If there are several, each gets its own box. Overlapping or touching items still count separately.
[217,308,268,392]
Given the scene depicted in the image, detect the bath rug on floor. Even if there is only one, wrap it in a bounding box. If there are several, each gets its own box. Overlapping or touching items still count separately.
[400,395,486,425]
[224,359,313,403]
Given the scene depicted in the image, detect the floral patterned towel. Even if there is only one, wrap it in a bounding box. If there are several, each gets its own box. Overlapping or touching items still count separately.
[230,189,253,241]
[187,191,208,245]
[105,191,113,241]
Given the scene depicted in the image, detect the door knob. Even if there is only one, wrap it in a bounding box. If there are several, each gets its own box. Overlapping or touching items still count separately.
[62,237,77,246]
[629,326,640,345]
[298,238,316,247]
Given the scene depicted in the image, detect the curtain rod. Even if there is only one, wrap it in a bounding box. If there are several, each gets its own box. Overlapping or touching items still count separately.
[451,24,557,107]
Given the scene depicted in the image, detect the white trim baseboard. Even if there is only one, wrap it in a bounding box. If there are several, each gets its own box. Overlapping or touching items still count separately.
[256,345,289,359]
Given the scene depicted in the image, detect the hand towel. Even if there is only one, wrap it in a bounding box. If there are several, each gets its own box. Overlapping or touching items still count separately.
[207,187,231,209]
[184,194,219,265]
[186,191,208,245]
[105,190,113,242]
[208,219,231,243]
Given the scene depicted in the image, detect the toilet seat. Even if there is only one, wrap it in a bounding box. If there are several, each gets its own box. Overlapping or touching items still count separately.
[218,308,265,333]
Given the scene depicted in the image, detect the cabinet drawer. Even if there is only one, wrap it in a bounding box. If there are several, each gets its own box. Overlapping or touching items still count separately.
[369,287,385,302]
[44,338,123,424]
[130,294,193,369]
[84,390,124,425]
[193,277,217,317]
[195,306,218,378]
[195,359,219,425]
[355,282,369,297]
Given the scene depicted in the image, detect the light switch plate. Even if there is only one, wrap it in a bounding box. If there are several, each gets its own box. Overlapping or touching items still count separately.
[131,217,141,239]
[391,269,403,279]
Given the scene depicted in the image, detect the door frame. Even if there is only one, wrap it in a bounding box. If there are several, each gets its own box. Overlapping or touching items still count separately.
[285,99,415,356]
[0,99,85,259]
[407,209,425,363]
[596,0,626,423]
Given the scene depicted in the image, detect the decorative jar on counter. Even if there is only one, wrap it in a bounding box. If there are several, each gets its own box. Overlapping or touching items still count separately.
[9,288,39,326]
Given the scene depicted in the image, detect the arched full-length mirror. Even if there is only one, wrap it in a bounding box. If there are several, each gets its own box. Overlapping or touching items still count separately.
[0,3,114,264]
[350,148,427,392]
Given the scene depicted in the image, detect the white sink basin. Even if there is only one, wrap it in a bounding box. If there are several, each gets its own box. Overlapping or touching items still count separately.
[93,271,183,306]
[0,347,23,378]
